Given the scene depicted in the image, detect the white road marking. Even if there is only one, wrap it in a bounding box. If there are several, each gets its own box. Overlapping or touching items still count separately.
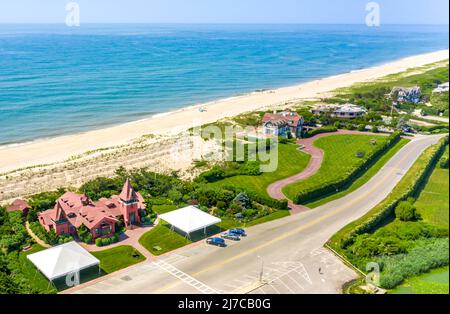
[153,260,220,294]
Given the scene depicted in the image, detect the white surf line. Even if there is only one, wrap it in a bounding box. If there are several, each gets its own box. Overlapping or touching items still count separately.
[153,260,220,294]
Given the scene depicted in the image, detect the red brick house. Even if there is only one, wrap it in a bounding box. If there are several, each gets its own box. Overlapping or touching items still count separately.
[7,199,31,216]
[38,179,145,239]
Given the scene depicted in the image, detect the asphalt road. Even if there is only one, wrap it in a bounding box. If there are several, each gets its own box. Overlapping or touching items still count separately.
[71,134,443,294]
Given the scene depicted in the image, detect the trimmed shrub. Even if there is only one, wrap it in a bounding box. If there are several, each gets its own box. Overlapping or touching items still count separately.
[395,201,418,222]
[95,238,103,247]
[304,126,337,138]
[101,238,111,246]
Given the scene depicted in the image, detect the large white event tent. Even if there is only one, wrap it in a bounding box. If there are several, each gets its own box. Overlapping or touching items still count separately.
[159,205,221,238]
[27,241,100,284]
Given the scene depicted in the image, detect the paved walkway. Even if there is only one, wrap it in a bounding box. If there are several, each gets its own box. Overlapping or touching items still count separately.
[267,130,384,214]
[78,217,160,260]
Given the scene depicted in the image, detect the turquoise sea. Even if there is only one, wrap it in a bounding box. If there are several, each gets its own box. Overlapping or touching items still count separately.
[0,24,448,145]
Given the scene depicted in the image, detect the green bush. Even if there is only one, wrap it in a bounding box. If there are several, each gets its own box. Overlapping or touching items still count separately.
[95,238,103,247]
[304,126,337,138]
[395,200,418,222]
[77,225,93,244]
[111,234,119,243]
[439,156,449,169]
[101,238,111,246]
[357,124,366,132]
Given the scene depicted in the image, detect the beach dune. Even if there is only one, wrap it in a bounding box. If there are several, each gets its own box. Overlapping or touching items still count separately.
[0,49,448,174]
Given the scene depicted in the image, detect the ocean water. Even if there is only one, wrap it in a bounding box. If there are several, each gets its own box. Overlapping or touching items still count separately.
[0,24,448,145]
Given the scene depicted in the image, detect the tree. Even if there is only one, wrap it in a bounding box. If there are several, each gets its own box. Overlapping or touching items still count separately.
[395,200,418,222]
[233,192,251,210]
[77,225,92,244]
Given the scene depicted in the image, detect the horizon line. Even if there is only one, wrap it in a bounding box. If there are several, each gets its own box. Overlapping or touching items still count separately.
[0,22,449,26]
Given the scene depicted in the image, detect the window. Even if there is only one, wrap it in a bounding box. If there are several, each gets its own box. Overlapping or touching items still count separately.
[95,229,100,235]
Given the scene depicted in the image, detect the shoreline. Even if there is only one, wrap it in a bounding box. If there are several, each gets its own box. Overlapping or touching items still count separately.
[0,49,448,174]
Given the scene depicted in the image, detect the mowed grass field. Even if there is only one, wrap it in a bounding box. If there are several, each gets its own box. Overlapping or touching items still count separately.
[283,134,390,201]
[304,138,410,208]
[209,143,310,197]
[92,245,145,273]
[390,266,449,294]
[139,223,192,256]
[414,147,449,229]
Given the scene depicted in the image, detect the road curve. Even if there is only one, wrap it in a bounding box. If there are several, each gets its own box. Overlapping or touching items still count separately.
[267,130,388,214]
[69,134,443,294]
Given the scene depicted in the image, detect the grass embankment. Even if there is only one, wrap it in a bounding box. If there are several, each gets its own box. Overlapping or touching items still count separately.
[414,146,449,229]
[305,138,409,208]
[92,245,145,274]
[283,134,392,202]
[328,136,449,291]
[209,143,310,198]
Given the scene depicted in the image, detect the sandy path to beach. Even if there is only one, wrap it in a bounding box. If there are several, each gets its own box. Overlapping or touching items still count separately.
[0,49,448,174]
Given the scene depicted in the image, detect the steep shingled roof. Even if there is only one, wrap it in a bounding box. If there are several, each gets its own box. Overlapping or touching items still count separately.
[119,178,138,202]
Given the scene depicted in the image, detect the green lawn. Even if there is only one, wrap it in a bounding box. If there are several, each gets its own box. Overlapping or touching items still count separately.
[390,266,449,294]
[19,244,57,294]
[139,223,193,256]
[92,245,145,274]
[283,134,390,202]
[414,147,449,229]
[209,143,310,197]
[152,204,179,215]
[305,138,410,208]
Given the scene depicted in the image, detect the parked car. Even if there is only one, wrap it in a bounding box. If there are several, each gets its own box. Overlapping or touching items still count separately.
[230,228,247,236]
[220,232,240,241]
[206,237,226,247]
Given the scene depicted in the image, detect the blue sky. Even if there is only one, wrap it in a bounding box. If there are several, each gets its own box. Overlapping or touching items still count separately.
[0,0,448,24]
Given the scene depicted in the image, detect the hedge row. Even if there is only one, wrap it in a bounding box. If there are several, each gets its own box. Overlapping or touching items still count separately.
[304,126,337,138]
[328,135,449,251]
[293,131,402,204]
[246,190,289,210]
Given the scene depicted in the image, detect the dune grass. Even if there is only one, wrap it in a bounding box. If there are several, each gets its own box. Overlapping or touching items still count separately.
[390,266,449,294]
[209,143,310,198]
[283,134,390,202]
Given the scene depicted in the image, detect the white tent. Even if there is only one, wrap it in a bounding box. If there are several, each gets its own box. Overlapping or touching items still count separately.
[27,241,100,281]
[159,205,221,236]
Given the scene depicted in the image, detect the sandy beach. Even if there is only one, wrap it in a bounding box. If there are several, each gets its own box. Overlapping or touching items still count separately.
[0,49,448,175]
